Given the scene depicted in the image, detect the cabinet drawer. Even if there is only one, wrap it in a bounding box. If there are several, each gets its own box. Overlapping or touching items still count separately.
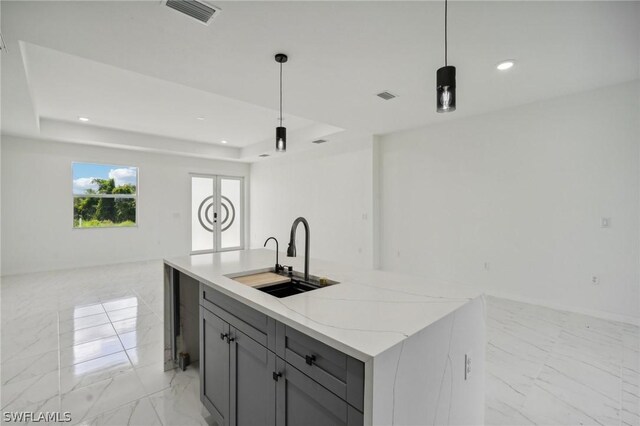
[277,324,364,412]
[201,284,276,350]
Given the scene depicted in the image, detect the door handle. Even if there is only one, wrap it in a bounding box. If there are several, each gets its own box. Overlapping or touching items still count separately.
[273,372,282,381]
[305,355,316,366]
[220,333,228,341]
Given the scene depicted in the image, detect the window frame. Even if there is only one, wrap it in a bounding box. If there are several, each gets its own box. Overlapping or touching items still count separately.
[71,161,139,230]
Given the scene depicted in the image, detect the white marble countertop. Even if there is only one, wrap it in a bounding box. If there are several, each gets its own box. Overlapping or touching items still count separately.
[165,249,482,362]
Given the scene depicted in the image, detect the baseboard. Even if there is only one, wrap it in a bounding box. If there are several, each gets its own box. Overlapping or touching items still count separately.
[485,290,640,327]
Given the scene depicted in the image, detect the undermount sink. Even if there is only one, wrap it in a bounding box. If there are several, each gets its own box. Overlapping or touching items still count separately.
[226,268,339,298]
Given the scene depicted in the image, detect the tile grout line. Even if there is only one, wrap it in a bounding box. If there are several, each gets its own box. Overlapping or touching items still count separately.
[520,306,569,414]
[107,288,166,425]
[56,294,161,423]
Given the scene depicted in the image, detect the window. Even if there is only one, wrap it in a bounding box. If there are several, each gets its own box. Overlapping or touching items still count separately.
[72,162,138,228]
[191,175,244,253]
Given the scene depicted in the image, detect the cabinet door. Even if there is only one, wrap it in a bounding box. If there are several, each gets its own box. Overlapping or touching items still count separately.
[200,307,230,426]
[229,327,276,426]
[275,358,362,426]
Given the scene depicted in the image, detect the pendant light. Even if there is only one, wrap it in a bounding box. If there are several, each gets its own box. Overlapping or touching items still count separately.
[436,0,456,113]
[275,53,288,152]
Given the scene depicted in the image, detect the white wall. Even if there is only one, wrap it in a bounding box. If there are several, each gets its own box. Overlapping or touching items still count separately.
[4,81,637,323]
[250,135,374,269]
[1,135,250,275]
[378,80,640,322]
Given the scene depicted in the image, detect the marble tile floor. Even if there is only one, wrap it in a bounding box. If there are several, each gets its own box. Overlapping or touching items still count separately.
[1,260,638,425]
[485,296,639,426]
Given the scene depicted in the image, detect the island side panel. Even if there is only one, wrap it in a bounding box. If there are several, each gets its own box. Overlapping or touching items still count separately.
[164,263,202,370]
[164,263,176,370]
[179,272,201,364]
[371,296,486,425]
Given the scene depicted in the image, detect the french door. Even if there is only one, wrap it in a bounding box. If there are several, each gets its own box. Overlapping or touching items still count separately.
[191,174,244,254]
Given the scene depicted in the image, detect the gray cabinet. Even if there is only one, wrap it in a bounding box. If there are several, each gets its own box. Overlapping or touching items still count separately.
[200,306,230,426]
[200,286,363,426]
[201,306,277,426]
[229,327,276,426]
[276,324,364,412]
[275,358,363,426]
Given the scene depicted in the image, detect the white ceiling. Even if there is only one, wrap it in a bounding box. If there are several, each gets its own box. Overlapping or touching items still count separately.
[2,1,639,161]
[20,41,332,148]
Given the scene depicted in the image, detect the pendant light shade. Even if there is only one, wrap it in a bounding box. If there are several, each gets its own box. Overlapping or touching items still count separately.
[436,0,456,113]
[437,65,456,112]
[276,126,286,152]
[275,53,288,152]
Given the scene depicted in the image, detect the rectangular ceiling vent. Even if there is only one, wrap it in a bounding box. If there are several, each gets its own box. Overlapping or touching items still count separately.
[376,91,397,101]
[164,0,221,25]
[312,139,328,144]
[258,154,270,158]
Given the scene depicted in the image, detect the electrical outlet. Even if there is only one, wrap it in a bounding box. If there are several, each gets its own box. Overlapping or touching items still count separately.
[592,275,600,285]
[601,217,611,228]
[464,353,472,380]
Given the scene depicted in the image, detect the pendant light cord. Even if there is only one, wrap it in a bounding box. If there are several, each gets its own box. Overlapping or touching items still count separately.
[279,62,283,127]
[444,0,448,66]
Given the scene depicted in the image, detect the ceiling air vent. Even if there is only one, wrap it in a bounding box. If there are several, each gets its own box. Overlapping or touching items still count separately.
[259,154,270,158]
[312,139,328,144]
[164,0,221,25]
[376,91,397,101]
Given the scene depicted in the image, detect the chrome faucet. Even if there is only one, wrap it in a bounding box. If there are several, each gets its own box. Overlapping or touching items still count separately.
[287,217,310,282]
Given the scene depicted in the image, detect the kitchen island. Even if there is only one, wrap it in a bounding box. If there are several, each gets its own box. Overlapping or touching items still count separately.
[164,249,485,426]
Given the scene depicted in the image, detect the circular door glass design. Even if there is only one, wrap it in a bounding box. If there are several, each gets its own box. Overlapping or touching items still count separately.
[197,195,236,232]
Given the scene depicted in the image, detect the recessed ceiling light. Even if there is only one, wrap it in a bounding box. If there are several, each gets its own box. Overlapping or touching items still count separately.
[78,117,90,122]
[221,140,228,144]
[496,60,515,71]
[259,154,270,158]
[196,116,205,120]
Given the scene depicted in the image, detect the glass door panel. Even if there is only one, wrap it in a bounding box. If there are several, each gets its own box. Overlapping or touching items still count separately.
[219,177,243,251]
[191,176,216,253]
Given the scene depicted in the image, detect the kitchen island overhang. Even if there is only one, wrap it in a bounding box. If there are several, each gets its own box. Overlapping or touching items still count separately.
[164,249,485,425]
